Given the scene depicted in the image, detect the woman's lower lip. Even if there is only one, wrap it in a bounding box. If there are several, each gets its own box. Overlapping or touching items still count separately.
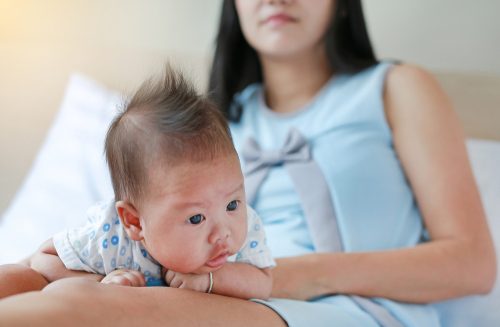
[206,253,228,268]
[265,16,295,26]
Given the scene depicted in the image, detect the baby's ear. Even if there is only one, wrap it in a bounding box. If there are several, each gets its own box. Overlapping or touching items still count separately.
[116,201,144,241]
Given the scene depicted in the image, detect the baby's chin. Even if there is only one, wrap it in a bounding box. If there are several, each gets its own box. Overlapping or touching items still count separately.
[161,261,224,275]
[190,264,223,275]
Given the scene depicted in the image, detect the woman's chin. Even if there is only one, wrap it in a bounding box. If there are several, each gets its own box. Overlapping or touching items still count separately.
[257,41,315,61]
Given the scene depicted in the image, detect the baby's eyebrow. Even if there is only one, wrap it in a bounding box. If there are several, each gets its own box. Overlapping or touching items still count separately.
[173,200,206,209]
[225,182,244,198]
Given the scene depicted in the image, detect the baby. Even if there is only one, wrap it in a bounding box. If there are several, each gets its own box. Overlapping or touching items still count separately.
[29,65,275,300]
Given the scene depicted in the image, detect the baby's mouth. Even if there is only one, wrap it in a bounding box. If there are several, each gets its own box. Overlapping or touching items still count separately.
[206,250,229,268]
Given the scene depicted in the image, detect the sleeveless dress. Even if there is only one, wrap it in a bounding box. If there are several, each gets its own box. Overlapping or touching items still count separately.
[228,62,441,327]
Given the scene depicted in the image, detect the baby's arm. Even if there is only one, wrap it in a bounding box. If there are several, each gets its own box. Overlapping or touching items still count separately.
[211,262,272,300]
[31,238,104,283]
[165,263,272,301]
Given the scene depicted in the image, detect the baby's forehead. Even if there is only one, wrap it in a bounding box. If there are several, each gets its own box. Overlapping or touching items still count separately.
[146,153,241,197]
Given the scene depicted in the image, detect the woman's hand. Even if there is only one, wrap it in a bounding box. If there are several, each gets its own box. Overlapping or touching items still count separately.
[271,254,329,301]
[101,269,146,287]
[164,269,210,293]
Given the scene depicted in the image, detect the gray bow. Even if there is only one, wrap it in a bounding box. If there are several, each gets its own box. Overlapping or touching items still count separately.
[241,128,404,327]
[242,128,342,253]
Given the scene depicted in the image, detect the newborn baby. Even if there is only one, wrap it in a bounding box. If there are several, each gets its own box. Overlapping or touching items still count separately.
[30,65,275,300]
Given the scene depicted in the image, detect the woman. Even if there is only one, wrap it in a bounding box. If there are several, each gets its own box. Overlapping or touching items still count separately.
[0,0,495,326]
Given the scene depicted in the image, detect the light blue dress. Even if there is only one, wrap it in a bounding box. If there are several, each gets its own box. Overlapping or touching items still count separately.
[229,62,441,327]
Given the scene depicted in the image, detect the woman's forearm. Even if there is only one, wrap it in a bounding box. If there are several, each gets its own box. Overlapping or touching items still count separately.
[273,236,496,303]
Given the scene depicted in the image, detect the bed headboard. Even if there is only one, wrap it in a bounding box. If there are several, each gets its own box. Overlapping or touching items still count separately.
[435,72,500,141]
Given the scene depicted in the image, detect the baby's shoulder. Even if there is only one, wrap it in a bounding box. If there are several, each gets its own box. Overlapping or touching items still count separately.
[245,205,263,230]
[84,198,120,227]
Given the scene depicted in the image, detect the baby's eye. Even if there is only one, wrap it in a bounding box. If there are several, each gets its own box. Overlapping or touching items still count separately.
[227,200,238,211]
[187,214,204,225]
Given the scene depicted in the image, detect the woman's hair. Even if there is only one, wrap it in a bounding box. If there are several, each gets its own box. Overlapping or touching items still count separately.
[208,0,378,122]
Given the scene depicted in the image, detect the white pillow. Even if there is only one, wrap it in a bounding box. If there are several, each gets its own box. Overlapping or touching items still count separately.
[432,139,500,327]
[0,73,118,264]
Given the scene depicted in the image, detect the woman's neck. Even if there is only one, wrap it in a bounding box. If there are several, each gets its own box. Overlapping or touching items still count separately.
[260,47,333,114]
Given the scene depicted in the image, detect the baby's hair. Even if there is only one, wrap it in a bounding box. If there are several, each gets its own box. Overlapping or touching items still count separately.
[105,64,236,206]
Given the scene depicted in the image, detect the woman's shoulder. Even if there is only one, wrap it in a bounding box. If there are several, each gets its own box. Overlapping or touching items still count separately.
[385,64,439,93]
[383,63,453,131]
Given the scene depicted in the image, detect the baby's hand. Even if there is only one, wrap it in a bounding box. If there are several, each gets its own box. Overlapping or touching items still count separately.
[164,269,210,293]
[101,269,146,287]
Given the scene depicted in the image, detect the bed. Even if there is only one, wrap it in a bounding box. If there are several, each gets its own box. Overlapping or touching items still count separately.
[0,68,499,327]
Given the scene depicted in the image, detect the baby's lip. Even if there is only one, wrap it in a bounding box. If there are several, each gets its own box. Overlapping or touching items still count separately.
[206,249,230,269]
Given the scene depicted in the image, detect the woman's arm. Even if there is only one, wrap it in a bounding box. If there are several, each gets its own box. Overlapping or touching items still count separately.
[271,64,497,303]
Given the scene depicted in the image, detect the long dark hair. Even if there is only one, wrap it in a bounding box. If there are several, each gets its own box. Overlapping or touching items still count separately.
[208,0,378,122]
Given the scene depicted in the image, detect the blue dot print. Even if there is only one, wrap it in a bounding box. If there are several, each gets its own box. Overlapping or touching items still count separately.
[254,224,261,231]
[141,249,147,258]
[102,238,108,249]
[89,230,95,240]
[94,261,103,269]
[120,246,126,256]
[125,237,129,246]
[134,262,139,270]
[103,223,110,232]
[157,266,161,275]
[101,204,107,210]
[147,277,155,283]
[111,258,116,268]
[250,241,258,248]
[126,257,132,266]
[82,249,89,257]
[144,270,151,277]
[115,219,120,225]
[111,236,119,245]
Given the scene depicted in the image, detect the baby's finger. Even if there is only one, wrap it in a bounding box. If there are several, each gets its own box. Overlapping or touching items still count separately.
[122,271,146,287]
[161,266,168,279]
[126,270,147,287]
[165,270,176,285]
[103,275,132,287]
[168,275,183,288]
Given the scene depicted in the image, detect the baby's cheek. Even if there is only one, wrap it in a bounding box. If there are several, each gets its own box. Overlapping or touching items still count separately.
[162,243,206,274]
[233,217,248,251]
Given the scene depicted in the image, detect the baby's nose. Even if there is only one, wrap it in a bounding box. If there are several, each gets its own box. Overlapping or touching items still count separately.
[208,219,231,245]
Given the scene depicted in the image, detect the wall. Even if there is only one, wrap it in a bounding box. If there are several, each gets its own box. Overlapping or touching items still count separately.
[0,0,499,216]
[363,0,500,75]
